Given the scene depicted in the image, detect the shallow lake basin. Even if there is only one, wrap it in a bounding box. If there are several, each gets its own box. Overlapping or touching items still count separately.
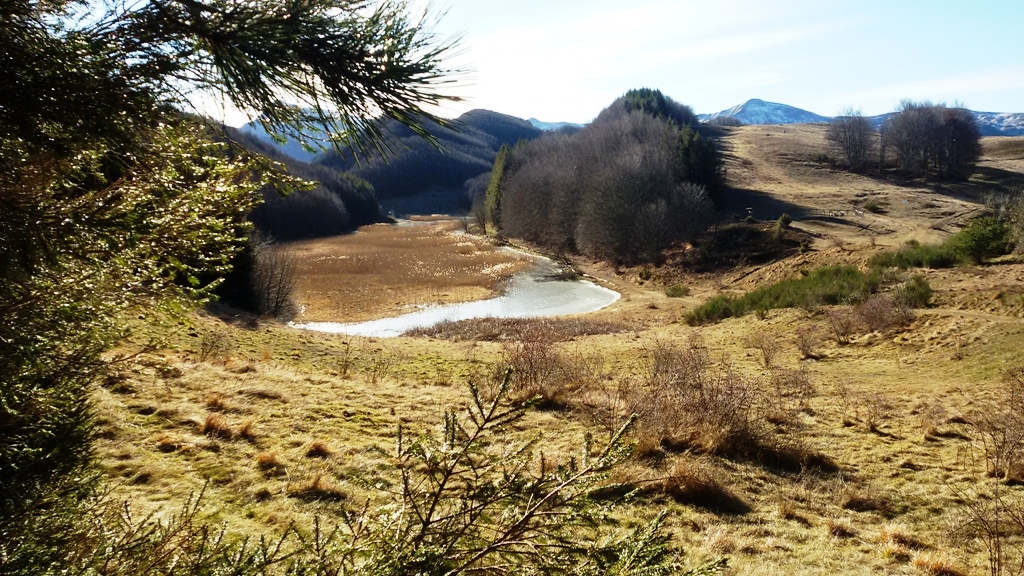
[291,259,620,338]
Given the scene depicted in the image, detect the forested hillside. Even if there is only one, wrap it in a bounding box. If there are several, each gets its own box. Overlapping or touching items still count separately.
[490,89,724,264]
[316,109,542,213]
[229,127,384,240]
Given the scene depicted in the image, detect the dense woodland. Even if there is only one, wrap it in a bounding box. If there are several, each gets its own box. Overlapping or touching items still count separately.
[490,89,725,264]
[237,108,542,218]
[237,108,542,226]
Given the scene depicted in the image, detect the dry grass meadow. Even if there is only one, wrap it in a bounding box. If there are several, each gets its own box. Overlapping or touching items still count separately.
[96,128,1024,574]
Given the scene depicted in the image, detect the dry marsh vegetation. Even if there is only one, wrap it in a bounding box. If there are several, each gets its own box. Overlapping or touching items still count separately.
[91,124,1024,574]
[287,220,533,322]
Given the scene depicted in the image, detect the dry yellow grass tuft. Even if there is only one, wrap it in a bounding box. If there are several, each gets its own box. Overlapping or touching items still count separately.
[880,541,913,563]
[652,458,750,514]
[237,418,257,442]
[201,413,234,439]
[287,472,347,502]
[878,523,927,550]
[205,392,231,412]
[825,516,857,539]
[304,441,332,459]
[911,552,966,576]
[256,451,286,476]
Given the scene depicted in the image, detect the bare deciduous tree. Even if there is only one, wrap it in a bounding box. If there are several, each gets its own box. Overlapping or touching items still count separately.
[501,108,716,264]
[826,108,875,171]
[250,233,298,319]
[880,100,981,179]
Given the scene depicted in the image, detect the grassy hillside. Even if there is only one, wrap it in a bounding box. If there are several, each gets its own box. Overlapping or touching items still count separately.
[95,127,1024,574]
[718,127,1024,246]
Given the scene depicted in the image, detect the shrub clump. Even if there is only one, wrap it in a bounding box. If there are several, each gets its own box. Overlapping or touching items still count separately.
[618,338,831,473]
[854,295,914,334]
[686,265,880,325]
[869,240,957,270]
[870,217,1013,270]
[664,284,690,298]
[973,367,1024,481]
[945,216,1013,264]
[863,200,885,214]
[684,294,737,325]
[773,214,792,241]
[894,274,934,308]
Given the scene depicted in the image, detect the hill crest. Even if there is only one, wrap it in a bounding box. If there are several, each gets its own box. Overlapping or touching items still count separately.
[699,98,1024,135]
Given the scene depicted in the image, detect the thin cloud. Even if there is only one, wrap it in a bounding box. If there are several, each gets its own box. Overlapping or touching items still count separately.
[646,23,832,65]
[847,67,1024,112]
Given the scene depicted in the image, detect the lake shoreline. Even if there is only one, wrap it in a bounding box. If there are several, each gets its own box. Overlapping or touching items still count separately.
[290,253,621,337]
[286,219,535,323]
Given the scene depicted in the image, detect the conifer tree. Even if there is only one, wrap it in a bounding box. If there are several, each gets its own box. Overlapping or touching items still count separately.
[0,0,459,570]
[484,144,510,229]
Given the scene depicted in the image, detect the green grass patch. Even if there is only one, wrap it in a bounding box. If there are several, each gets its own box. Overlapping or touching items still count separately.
[862,200,885,214]
[810,152,837,165]
[686,265,880,325]
[870,217,1013,270]
[685,294,738,325]
[868,240,958,270]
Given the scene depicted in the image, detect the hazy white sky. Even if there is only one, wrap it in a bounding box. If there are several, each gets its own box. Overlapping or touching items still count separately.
[418,0,1024,123]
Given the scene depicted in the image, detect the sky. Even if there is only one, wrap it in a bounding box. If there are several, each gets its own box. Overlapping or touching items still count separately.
[202,0,1024,127]
[405,0,1024,124]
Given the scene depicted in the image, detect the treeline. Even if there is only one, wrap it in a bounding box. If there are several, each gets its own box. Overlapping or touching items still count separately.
[827,100,982,179]
[489,89,724,265]
[229,128,383,240]
[881,101,981,179]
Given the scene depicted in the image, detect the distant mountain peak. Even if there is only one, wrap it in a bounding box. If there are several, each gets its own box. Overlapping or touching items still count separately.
[702,99,829,125]
[528,118,584,131]
[697,99,1023,136]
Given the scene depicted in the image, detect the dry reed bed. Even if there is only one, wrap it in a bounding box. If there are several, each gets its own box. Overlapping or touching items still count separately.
[288,221,532,322]
[405,316,634,341]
